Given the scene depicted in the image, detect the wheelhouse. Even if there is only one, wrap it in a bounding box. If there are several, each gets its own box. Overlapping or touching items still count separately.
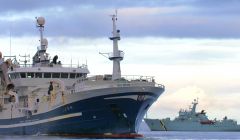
[8,66,89,81]
[9,72,86,80]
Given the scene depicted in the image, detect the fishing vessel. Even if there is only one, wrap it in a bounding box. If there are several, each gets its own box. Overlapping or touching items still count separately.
[0,14,164,138]
[145,99,240,131]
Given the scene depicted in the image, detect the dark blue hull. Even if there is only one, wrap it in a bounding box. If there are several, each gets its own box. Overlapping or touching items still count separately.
[0,90,163,135]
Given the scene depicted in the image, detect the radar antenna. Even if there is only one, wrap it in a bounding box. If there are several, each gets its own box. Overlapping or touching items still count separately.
[36,17,47,50]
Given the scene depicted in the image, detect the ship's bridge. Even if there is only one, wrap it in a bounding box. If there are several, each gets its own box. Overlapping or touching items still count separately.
[7,65,89,88]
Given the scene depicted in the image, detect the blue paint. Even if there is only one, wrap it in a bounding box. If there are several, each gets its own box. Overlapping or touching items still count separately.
[0,90,163,135]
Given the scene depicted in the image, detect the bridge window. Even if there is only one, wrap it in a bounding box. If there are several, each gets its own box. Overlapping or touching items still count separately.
[27,73,34,78]
[70,73,76,79]
[15,73,20,79]
[61,73,68,78]
[4,98,10,104]
[9,74,15,79]
[76,73,83,78]
[35,73,42,78]
[44,73,51,78]
[52,73,60,78]
[10,73,20,79]
[20,73,26,78]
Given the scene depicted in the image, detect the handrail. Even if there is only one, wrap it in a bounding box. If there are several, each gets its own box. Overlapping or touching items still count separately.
[75,75,165,89]
[87,75,156,82]
[4,56,88,69]
[156,83,165,89]
[108,50,124,58]
[9,63,88,69]
[121,75,155,82]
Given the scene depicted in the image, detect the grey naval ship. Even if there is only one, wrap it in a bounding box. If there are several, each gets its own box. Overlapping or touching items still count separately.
[0,14,164,138]
[145,99,240,131]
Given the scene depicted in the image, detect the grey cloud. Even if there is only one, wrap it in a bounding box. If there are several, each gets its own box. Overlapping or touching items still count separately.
[0,0,240,38]
[125,48,236,65]
[0,0,192,13]
[177,50,234,61]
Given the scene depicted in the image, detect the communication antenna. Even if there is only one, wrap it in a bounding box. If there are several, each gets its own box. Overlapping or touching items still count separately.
[19,54,30,67]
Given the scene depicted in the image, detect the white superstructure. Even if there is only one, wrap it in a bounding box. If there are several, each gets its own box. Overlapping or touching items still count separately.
[0,15,164,137]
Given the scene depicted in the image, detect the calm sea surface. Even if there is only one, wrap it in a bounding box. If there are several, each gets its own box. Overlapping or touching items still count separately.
[1,131,240,140]
[143,131,240,140]
[1,123,240,139]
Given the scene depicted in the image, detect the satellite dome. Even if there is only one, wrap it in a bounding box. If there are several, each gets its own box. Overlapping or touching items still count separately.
[41,38,48,46]
[37,17,45,26]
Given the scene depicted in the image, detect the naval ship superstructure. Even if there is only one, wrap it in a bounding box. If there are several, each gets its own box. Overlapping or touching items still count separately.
[145,99,240,131]
[0,14,164,137]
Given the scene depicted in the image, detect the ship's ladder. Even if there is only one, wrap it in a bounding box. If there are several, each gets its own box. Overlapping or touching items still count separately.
[160,120,167,131]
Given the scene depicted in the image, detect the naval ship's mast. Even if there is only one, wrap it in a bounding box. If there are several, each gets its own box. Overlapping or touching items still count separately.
[191,99,198,113]
[108,11,124,80]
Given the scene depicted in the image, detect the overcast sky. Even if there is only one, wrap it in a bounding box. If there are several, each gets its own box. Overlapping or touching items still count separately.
[1,0,240,38]
[1,0,240,122]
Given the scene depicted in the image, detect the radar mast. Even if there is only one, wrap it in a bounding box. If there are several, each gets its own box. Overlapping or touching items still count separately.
[32,17,49,66]
[109,11,124,80]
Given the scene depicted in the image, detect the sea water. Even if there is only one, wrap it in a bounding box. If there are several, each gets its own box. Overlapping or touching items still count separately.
[142,131,240,140]
[1,122,240,140]
[1,132,240,140]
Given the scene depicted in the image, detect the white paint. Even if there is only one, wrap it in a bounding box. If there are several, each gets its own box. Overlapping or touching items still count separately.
[0,112,82,128]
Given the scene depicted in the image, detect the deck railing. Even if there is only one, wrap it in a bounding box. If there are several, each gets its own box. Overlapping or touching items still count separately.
[75,75,165,89]
[17,63,88,69]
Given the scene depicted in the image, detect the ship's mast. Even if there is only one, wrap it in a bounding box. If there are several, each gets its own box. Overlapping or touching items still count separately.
[33,17,49,66]
[191,99,198,113]
[37,17,45,50]
[109,12,124,80]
